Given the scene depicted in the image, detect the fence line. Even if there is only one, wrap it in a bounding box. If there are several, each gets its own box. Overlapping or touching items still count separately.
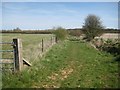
[1,36,58,72]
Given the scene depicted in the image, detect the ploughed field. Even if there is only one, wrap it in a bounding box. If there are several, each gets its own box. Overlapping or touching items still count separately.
[1,34,119,88]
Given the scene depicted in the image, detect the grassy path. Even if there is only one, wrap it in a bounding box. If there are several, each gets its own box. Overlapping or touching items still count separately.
[32,40,118,88]
[2,40,119,88]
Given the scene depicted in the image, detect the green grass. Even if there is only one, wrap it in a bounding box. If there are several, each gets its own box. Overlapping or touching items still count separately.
[2,35,119,88]
[1,33,54,63]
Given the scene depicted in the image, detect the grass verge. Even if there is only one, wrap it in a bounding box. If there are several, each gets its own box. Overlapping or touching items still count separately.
[2,40,119,88]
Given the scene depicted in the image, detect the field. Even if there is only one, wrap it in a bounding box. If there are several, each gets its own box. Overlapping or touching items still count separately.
[1,33,54,63]
[1,34,119,88]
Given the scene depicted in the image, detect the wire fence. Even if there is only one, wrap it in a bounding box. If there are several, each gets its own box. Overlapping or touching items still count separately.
[0,36,57,72]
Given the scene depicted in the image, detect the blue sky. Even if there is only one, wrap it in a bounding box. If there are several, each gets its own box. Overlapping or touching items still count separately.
[2,0,120,2]
[1,2,118,30]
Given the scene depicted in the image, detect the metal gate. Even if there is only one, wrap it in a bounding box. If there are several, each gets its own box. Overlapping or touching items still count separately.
[0,38,23,72]
[0,42,15,72]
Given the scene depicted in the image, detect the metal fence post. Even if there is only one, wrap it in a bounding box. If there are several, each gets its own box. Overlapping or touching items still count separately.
[13,38,23,71]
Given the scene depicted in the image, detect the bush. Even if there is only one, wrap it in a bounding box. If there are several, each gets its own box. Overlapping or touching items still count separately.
[53,27,68,41]
[99,39,120,55]
[92,38,120,55]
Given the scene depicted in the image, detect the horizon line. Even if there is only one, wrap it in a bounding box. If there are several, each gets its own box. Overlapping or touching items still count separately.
[1,27,119,31]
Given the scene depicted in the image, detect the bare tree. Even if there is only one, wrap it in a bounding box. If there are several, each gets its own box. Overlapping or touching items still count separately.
[83,14,104,41]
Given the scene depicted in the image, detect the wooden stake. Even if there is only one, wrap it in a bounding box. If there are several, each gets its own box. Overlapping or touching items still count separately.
[55,36,57,43]
[13,38,23,71]
[42,39,44,52]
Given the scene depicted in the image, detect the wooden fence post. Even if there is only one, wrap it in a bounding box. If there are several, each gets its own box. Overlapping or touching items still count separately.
[51,37,52,45]
[55,36,58,43]
[42,39,44,52]
[13,38,23,71]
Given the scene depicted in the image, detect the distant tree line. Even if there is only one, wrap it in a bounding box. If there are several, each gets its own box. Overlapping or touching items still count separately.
[103,28,120,33]
[1,29,53,34]
[1,27,120,35]
[68,28,120,37]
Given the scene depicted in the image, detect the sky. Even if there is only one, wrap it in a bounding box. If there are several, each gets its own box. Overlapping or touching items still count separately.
[1,1,119,30]
[1,0,120,2]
